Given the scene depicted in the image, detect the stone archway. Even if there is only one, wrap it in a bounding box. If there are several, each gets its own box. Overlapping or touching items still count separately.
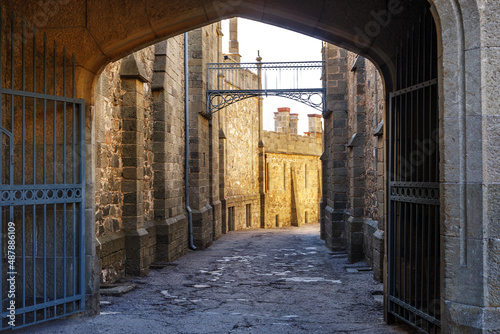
[0,0,498,332]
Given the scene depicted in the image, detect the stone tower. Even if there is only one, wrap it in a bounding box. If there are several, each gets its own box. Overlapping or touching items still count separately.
[228,18,241,63]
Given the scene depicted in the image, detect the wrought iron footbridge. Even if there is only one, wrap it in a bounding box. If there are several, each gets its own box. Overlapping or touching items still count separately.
[206,61,325,116]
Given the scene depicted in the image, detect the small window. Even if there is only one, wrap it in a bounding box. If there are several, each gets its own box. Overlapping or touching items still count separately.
[304,211,308,224]
[228,206,235,231]
[283,163,286,190]
[246,204,251,228]
[304,164,308,188]
[266,162,270,191]
[275,214,279,228]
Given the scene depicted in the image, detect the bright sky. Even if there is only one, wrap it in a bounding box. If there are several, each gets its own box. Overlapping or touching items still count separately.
[221,18,323,135]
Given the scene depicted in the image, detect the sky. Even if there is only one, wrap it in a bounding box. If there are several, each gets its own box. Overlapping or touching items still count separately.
[221,18,323,135]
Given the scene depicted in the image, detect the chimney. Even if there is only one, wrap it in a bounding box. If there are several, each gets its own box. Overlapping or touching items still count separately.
[307,114,323,137]
[289,113,299,135]
[275,107,291,133]
[228,18,241,63]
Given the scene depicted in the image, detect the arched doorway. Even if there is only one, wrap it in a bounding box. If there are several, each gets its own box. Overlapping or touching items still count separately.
[0,0,496,332]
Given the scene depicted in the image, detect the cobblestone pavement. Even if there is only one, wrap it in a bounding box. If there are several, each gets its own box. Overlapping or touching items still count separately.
[19,223,415,334]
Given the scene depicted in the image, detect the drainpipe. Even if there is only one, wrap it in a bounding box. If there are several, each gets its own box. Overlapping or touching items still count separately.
[185,32,196,250]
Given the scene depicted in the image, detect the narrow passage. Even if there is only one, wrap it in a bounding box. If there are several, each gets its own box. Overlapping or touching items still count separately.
[19,224,413,334]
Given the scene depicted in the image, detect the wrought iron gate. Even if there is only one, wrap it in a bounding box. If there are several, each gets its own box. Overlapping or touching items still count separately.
[388,8,440,333]
[0,11,86,329]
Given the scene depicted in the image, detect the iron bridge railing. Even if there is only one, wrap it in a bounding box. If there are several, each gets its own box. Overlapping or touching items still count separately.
[206,61,325,115]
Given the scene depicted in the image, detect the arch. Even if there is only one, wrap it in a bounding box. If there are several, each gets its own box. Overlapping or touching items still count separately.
[1,0,437,102]
[1,0,497,332]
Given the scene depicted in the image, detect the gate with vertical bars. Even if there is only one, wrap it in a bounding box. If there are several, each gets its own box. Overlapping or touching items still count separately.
[388,6,440,334]
[0,10,86,330]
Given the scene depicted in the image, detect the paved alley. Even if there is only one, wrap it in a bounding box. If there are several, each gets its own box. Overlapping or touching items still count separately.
[19,223,413,334]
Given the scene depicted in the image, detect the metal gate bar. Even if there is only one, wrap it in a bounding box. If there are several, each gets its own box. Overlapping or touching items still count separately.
[0,9,85,330]
[388,6,440,334]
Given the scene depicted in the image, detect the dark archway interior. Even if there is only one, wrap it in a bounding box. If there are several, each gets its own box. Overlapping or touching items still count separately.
[0,0,435,98]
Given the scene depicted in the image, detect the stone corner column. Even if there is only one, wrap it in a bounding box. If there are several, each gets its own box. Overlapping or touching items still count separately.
[85,103,100,316]
[120,55,150,276]
[322,43,348,251]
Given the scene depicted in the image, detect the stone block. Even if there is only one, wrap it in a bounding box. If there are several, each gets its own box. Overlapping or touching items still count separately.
[124,228,151,276]
[486,184,500,238]
[485,116,500,183]
[122,167,144,180]
[487,238,500,307]
[121,180,144,193]
[122,216,144,230]
[372,229,384,253]
[122,119,144,132]
[120,54,149,83]
[98,231,126,258]
[442,236,484,307]
[443,300,489,334]
[372,249,383,282]
[122,144,144,159]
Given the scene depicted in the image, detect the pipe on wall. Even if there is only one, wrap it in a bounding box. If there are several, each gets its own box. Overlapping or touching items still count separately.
[185,32,196,250]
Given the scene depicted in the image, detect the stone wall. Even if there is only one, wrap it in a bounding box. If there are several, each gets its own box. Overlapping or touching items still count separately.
[321,42,385,282]
[94,35,188,283]
[361,56,385,281]
[321,43,348,251]
[93,21,266,283]
[151,36,189,263]
[264,152,321,228]
[94,46,156,282]
[187,24,222,249]
[93,21,324,284]
[262,109,322,229]
[219,58,261,232]
[263,132,323,157]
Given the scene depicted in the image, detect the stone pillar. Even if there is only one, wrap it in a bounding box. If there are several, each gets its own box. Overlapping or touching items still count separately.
[85,103,100,315]
[211,23,223,241]
[257,55,266,229]
[345,56,366,263]
[219,127,228,233]
[188,26,222,249]
[119,54,150,276]
[209,114,222,241]
[228,18,241,63]
[150,39,189,262]
[435,1,500,330]
[321,43,348,250]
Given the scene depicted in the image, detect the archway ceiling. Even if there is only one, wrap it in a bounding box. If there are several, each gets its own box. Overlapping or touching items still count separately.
[2,0,427,90]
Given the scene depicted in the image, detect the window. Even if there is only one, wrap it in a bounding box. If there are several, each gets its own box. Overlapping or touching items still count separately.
[275,214,279,228]
[266,162,270,192]
[304,164,308,188]
[228,206,235,231]
[304,211,308,224]
[246,204,251,228]
[283,163,286,190]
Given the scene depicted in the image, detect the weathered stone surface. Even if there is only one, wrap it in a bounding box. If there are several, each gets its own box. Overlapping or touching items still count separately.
[322,44,386,282]
[100,284,136,296]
